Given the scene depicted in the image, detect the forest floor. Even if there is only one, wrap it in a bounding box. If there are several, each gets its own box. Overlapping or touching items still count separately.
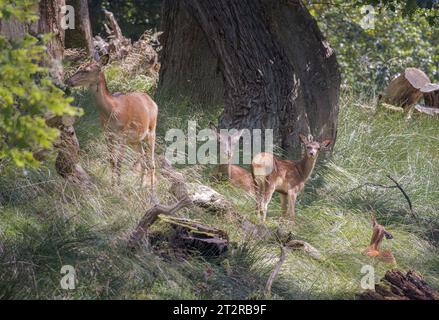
[0,62,438,299]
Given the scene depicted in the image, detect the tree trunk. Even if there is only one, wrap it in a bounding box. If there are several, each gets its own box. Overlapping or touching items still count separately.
[37,0,89,183]
[36,0,66,85]
[158,0,340,156]
[65,0,94,54]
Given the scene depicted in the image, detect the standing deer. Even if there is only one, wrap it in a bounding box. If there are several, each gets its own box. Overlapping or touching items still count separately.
[252,134,331,223]
[65,53,158,194]
[210,124,255,194]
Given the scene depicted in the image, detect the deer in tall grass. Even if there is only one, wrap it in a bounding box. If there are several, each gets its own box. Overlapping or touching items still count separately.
[210,124,255,194]
[252,134,331,223]
[65,53,158,195]
[363,215,395,264]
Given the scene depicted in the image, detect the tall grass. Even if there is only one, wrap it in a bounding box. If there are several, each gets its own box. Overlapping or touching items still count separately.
[0,66,438,299]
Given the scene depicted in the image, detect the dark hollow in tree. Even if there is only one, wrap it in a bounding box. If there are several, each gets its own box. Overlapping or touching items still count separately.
[158,0,340,157]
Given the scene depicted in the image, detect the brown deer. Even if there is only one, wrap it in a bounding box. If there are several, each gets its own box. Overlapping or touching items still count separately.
[210,124,255,194]
[65,53,158,193]
[363,215,395,264]
[252,134,331,223]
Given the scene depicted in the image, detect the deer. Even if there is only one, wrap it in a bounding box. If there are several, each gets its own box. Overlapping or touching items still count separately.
[363,215,395,264]
[251,134,331,223]
[65,52,158,196]
[210,124,255,195]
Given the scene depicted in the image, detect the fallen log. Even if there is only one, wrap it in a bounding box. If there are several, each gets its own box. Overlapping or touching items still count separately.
[358,269,439,300]
[159,215,229,256]
[128,195,192,250]
[415,103,439,116]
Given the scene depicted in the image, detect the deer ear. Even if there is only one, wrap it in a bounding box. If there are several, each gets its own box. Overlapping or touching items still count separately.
[320,139,332,148]
[99,53,110,66]
[299,134,308,144]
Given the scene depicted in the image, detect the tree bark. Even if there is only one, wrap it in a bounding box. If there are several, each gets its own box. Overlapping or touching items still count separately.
[424,90,439,108]
[65,0,94,54]
[158,0,340,157]
[37,0,89,183]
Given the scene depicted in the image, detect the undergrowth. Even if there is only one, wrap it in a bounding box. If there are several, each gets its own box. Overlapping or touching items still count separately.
[0,66,438,300]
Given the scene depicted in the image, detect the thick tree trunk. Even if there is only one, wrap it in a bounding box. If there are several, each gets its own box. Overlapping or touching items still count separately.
[65,0,94,54]
[159,0,340,156]
[37,0,89,183]
[37,0,66,85]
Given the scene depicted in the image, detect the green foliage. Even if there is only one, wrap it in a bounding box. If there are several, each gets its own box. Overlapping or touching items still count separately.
[0,1,81,169]
[308,1,438,93]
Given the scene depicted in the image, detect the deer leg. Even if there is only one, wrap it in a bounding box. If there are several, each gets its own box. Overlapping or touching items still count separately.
[105,133,117,185]
[146,132,156,189]
[280,193,288,216]
[287,189,298,224]
[253,176,265,220]
[261,183,276,222]
[145,133,157,203]
[115,139,126,185]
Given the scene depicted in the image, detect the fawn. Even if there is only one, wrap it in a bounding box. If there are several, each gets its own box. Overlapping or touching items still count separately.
[252,134,331,223]
[210,124,255,194]
[65,52,158,194]
[363,215,395,264]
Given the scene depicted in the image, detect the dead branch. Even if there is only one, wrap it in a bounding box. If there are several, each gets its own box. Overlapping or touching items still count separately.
[93,9,132,60]
[385,175,417,220]
[346,175,417,221]
[285,240,323,261]
[264,246,286,298]
[128,195,192,250]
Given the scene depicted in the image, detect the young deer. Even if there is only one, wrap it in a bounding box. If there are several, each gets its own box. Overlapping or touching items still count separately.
[210,124,255,194]
[65,53,158,192]
[252,134,331,223]
[363,215,395,264]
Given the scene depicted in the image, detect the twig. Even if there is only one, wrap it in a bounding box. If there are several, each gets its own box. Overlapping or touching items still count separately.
[346,176,417,221]
[385,175,417,220]
[264,246,286,298]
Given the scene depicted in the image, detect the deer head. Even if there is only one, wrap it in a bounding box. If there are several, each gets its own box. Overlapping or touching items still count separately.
[65,52,110,87]
[210,123,243,162]
[299,134,332,159]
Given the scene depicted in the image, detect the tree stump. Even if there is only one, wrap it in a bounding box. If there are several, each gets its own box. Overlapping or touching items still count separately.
[358,269,439,300]
[424,90,439,108]
[380,68,439,108]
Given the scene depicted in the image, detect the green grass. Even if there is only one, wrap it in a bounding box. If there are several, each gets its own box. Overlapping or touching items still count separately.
[0,67,438,299]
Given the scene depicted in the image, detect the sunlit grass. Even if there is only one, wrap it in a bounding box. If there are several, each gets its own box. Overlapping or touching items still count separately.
[0,67,438,299]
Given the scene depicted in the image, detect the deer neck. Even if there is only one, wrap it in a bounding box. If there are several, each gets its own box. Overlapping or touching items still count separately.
[297,153,317,182]
[218,162,232,178]
[90,72,114,116]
